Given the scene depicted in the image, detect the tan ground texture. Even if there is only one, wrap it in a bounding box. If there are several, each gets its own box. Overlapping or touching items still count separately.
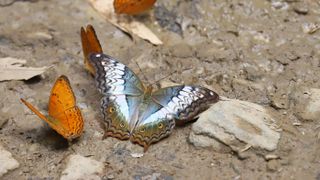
[0,0,320,179]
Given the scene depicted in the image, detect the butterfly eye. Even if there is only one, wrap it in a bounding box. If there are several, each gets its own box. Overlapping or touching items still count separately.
[158,123,164,129]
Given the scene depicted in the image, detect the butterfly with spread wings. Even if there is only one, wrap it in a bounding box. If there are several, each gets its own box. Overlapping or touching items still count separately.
[88,53,219,151]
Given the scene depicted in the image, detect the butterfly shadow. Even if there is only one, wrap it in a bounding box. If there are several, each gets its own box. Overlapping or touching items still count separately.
[30,126,70,151]
[174,118,198,128]
[23,75,43,85]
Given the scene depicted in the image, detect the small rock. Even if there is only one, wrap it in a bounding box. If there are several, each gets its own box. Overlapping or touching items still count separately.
[0,146,20,177]
[271,1,288,10]
[302,23,320,34]
[131,153,144,158]
[293,88,320,121]
[266,159,280,172]
[270,91,289,109]
[60,154,104,180]
[27,32,53,40]
[77,102,88,110]
[189,97,281,151]
[104,174,115,180]
[264,154,280,161]
[293,3,309,15]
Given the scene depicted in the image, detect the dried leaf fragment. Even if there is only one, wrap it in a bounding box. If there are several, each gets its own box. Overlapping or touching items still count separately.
[0,57,51,81]
[89,0,163,45]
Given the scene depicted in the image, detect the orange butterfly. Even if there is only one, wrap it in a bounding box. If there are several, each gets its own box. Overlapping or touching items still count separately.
[20,75,84,141]
[114,0,157,15]
[80,25,103,76]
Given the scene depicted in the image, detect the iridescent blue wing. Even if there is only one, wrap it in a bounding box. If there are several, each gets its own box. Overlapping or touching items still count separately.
[130,99,175,152]
[88,53,144,96]
[131,85,219,151]
[101,94,142,140]
[89,53,145,140]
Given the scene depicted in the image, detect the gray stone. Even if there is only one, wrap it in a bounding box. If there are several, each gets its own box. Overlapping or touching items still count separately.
[60,154,104,180]
[293,88,320,121]
[189,97,281,151]
[0,146,19,177]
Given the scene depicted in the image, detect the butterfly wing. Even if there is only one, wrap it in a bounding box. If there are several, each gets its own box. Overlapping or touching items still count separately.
[89,53,145,139]
[89,53,144,96]
[130,85,219,151]
[48,75,84,140]
[20,98,71,139]
[130,99,175,152]
[114,0,157,15]
[151,85,219,123]
[101,94,142,140]
[81,25,103,75]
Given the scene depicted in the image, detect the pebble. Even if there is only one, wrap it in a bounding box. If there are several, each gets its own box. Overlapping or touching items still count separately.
[302,23,320,34]
[293,4,309,15]
[60,154,104,180]
[267,159,280,172]
[27,32,53,40]
[293,88,320,121]
[0,146,20,177]
[189,97,281,151]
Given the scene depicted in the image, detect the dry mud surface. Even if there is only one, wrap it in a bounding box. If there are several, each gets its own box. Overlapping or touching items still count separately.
[0,0,320,179]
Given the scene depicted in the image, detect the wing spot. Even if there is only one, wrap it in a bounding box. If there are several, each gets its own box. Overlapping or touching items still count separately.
[158,123,164,129]
[140,127,146,133]
[108,106,115,113]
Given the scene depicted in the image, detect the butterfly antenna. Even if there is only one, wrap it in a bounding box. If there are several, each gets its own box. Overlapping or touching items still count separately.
[150,70,177,86]
[133,58,150,84]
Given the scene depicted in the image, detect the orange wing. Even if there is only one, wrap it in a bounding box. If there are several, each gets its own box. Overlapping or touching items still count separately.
[114,0,156,15]
[80,25,103,75]
[21,75,84,141]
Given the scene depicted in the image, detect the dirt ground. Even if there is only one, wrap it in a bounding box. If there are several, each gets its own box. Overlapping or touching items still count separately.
[0,0,320,179]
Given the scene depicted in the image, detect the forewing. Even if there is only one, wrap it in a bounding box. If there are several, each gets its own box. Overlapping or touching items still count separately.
[89,53,144,96]
[48,75,76,117]
[80,25,103,75]
[130,100,175,152]
[48,75,84,140]
[101,94,142,140]
[151,85,219,123]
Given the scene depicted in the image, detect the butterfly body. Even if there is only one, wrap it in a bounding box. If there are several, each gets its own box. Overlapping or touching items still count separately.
[89,53,219,151]
[21,75,84,141]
